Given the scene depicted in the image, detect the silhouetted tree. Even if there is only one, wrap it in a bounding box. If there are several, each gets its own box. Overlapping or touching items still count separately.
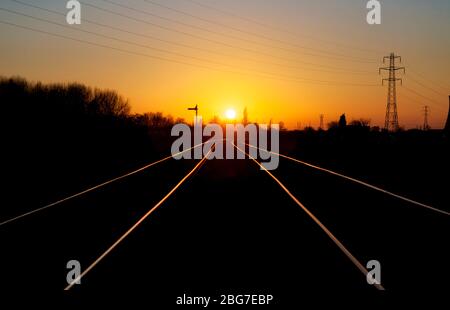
[175,117,186,124]
[209,115,221,124]
[327,121,339,130]
[90,89,130,117]
[339,114,347,128]
[349,118,371,128]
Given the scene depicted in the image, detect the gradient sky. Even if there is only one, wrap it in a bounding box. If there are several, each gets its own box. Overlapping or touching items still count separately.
[1,0,449,128]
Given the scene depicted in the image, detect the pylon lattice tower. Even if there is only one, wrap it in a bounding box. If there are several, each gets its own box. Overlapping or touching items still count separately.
[319,114,324,130]
[423,105,430,131]
[379,53,405,131]
[445,96,450,132]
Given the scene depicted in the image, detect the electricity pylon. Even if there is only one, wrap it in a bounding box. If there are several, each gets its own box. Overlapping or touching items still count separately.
[379,53,405,131]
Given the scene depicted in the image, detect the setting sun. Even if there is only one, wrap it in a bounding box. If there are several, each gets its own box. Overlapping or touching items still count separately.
[225,109,237,120]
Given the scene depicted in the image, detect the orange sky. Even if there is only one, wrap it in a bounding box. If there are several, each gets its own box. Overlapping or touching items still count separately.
[1,0,449,129]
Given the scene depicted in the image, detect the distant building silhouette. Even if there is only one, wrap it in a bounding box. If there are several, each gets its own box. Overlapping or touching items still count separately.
[243,107,248,126]
[339,114,347,128]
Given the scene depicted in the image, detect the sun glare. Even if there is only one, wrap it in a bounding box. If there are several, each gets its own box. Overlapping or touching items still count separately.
[225,108,237,120]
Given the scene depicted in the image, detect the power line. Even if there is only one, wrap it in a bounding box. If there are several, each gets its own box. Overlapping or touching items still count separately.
[6,0,376,76]
[182,0,383,54]
[0,9,374,86]
[402,86,446,111]
[76,1,378,70]
[408,68,450,94]
[80,0,283,60]
[64,146,213,290]
[141,0,377,62]
[246,144,450,216]
[9,0,235,59]
[1,7,276,73]
[400,91,431,108]
[398,91,446,128]
[0,19,240,74]
[0,141,208,227]
[98,0,376,63]
[232,141,384,290]
[407,74,447,98]
[0,17,378,87]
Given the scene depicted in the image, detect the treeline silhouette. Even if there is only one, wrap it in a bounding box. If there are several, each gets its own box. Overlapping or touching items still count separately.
[0,76,182,215]
[280,112,449,210]
[1,76,185,153]
[1,76,181,136]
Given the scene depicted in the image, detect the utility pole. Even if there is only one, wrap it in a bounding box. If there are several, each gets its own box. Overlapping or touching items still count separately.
[379,53,405,131]
[423,105,430,131]
[188,104,198,119]
[243,107,248,125]
[319,114,324,130]
[445,96,450,132]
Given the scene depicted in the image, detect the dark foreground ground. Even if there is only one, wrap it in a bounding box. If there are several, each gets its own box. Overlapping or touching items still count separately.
[0,133,449,305]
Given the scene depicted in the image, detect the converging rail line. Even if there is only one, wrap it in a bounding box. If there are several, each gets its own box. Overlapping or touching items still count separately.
[0,142,208,227]
[247,143,449,216]
[64,147,213,290]
[232,141,385,291]
[2,140,446,291]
